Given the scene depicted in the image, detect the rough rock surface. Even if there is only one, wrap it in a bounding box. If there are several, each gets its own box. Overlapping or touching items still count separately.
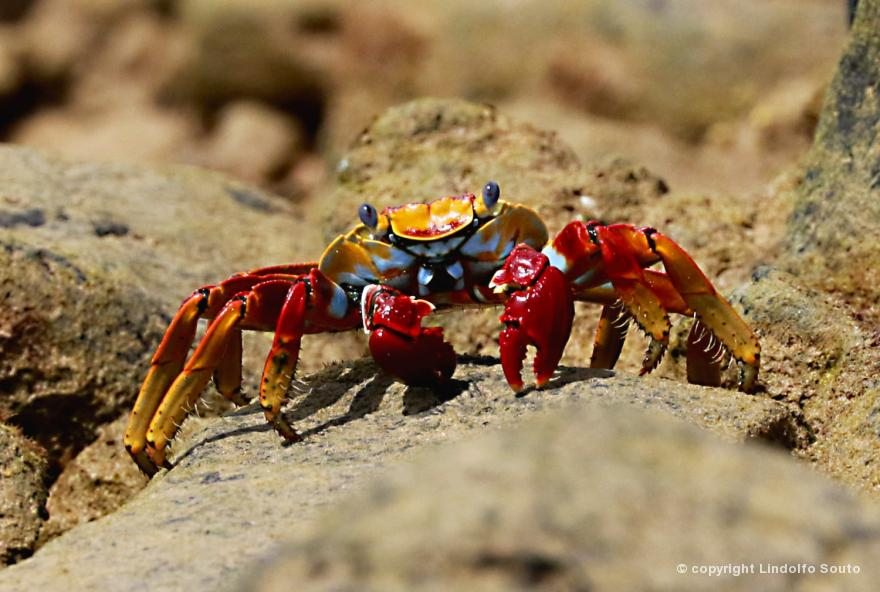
[243,405,880,592]
[0,359,798,591]
[39,414,147,543]
[783,0,880,322]
[0,423,47,565]
[731,267,880,493]
[0,145,309,556]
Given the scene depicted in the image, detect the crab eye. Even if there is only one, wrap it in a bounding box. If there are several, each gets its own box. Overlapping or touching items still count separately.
[482,181,500,209]
[359,203,378,228]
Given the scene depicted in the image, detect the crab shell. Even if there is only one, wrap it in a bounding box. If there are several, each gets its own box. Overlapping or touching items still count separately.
[318,193,549,302]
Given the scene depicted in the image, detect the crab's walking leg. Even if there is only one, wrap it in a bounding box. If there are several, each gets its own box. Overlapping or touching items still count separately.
[363,285,456,385]
[594,226,672,374]
[213,328,248,406]
[125,289,208,474]
[590,304,629,370]
[685,320,725,387]
[146,295,251,466]
[259,281,308,442]
[647,231,760,391]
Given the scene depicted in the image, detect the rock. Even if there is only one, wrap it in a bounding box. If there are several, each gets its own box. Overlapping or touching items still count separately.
[731,267,880,493]
[242,404,880,592]
[782,0,880,323]
[0,358,798,590]
[0,145,310,549]
[39,415,148,543]
[0,424,48,566]
[190,100,303,186]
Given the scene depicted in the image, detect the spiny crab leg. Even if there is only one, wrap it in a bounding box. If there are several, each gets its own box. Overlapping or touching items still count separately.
[589,303,630,370]
[647,231,760,391]
[594,226,672,374]
[259,280,309,442]
[146,294,250,467]
[491,244,574,391]
[125,288,208,474]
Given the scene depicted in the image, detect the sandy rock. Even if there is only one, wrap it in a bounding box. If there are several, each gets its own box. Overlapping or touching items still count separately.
[782,0,880,323]
[0,424,48,566]
[12,105,197,165]
[165,0,327,116]
[40,415,148,543]
[191,100,303,185]
[0,145,309,510]
[242,404,880,592]
[730,267,880,494]
[0,358,797,590]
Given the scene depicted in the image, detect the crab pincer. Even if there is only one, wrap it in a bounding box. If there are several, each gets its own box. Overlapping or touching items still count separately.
[491,244,574,391]
[363,285,457,385]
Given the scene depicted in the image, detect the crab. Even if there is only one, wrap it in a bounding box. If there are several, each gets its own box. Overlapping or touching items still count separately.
[125,181,760,475]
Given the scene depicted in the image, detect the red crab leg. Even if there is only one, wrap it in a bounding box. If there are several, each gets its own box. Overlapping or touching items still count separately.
[594,226,672,374]
[125,289,207,474]
[213,327,248,405]
[590,304,630,369]
[363,285,457,385]
[492,244,574,391]
[125,271,313,474]
[259,281,308,442]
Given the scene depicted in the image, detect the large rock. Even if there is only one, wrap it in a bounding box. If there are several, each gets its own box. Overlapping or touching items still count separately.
[242,404,880,592]
[0,145,312,555]
[0,359,797,591]
[731,267,880,493]
[783,0,880,322]
[0,146,310,462]
[0,424,47,565]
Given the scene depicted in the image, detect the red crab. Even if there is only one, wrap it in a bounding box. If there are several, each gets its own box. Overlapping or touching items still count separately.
[125,182,760,475]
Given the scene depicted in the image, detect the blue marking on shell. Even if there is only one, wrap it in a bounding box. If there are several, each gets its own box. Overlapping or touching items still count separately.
[372,248,416,274]
[461,230,501,258]
[446,261,464,280]
[542,245,569,274]
[328,282,350,319]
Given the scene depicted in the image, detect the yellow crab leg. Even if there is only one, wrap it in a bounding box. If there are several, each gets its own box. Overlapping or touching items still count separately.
[259,280,308,443]
[124,289,208,474]
[647,231,760,391]
[146,296,248,467]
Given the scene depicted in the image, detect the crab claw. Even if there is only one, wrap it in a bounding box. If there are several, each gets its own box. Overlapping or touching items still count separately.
[492,244,574,391]
[364,285,456,385]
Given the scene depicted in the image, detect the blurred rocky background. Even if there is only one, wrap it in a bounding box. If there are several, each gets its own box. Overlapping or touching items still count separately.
[0,0,847,198]
[4,0,880,590]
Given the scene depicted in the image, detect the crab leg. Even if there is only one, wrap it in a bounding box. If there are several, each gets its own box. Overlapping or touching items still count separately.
[594,226,671,374]
[125,289,208,474]
[125,270,314,473]
[259,280,308,442]
[213,327,248,405]
[590,304,629,370]
[146,295,250,467]
[647,231,760,391]
[685,320,725,387]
